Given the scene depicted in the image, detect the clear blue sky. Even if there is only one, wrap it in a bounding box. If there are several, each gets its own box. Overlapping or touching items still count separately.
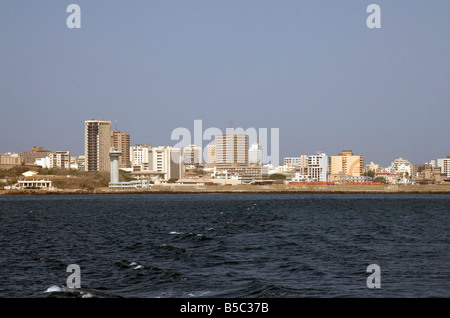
[1,1,449,166]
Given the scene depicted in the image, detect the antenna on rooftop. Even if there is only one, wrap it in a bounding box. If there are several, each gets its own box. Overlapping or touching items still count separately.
[115,119,118,131]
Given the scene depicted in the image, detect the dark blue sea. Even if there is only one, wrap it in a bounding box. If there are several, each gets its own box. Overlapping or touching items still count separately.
[1,193,449,298]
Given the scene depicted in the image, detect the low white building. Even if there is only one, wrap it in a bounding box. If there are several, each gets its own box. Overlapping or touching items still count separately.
[17,179,53,190]
[22,171,39,177]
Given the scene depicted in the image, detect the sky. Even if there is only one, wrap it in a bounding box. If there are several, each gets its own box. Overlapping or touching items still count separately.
[1,0,449,167]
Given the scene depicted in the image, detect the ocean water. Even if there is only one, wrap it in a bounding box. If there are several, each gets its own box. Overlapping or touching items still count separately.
[0,193,449,298]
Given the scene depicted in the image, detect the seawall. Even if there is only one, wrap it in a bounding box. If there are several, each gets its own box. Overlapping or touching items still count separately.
[2,184,450,195]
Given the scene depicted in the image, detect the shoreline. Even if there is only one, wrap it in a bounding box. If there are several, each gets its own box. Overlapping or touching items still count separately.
[2,184,450,195]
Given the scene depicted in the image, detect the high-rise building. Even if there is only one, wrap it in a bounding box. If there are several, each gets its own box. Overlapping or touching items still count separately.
[207,144,216,167]
[292,153,328,182]
[183,145,203,166]
[249,142,262,166]
[85,119,111,172]
[48,151,70,169]
[19,147,51,164]
[215,134,248,168]
[148,146,183,180]
[330,150,364,180]
[130,144,152,171]
[437,156,450,178]
[111,130,131,169]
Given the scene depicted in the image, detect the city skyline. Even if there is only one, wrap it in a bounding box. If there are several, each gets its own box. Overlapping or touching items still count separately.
[1,1,449,166]
[1,117,447,170]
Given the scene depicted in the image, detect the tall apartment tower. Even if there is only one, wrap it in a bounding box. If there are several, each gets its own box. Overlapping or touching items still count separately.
[85,119,112,172]
[183,145,203,166]
[111,130,131,169]
[148,146,183,180]
[215,134,248,168]
[249,141,262,166]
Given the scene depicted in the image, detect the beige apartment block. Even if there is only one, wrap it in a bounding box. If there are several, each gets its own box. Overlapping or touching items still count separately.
[215,134,248,168]
[111,130,131,169]
[330,150,364,180]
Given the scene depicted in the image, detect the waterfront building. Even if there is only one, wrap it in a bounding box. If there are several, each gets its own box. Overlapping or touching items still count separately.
[207,144,216,167]
[437,156,450,178]
[84,119,111,172]
[283,156,307,168]
[109,147,122,184]
[19,147,51,164]
[330,150,364,181]
[183,145,203,166]
[0,153,22,165]
[148,146,183,180]
[215,134,248,168]
[130,144,152,171]
[249,142,263,166]
[291,152,328,182]
[365,162,381,173]
[111,130,131,169]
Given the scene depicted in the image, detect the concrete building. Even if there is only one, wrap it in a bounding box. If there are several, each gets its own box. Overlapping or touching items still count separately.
[19,147,51,164]
[17,179,53,190]
[388,157,412,177]
[291,153,328,182]
[34,151,70,169]
[0,153,22,165]
[365,162,381,173]
[76,156,85,171]
[437,156,450,178]
[183,145,203,166]
[128,171,165,184]
[148,146,183,180]
[130,144,152,171]
[50,151,70,169]
[111,130,131,169]
[207,144,216,167]
[415,165,446,184]
[85,119,111,172]
[249,142,263,166]
[109,147,122,184]
[213,166,268,183]
[284,156,307,168]
[330,150,364,181]
[215,134,248,168]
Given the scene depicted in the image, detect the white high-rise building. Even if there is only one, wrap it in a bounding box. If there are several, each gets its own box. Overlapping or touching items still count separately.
[249,142,262,166]
[437,157,450,178]
[148,146,183,180]
[131,144,152,171]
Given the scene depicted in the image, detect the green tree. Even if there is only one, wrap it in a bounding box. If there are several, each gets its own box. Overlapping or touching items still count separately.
[269,173,287,180]
[363,170,376,178]
[373,177,387,184]
[167,178,178,183]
